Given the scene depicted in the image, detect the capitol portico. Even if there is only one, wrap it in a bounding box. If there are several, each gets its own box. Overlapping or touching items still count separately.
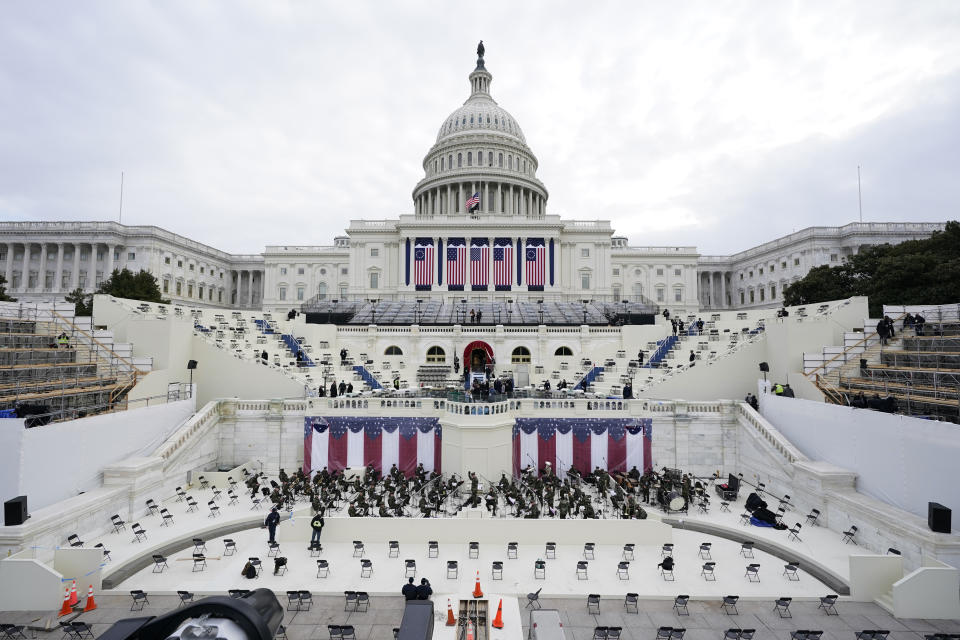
[0,47,945,314]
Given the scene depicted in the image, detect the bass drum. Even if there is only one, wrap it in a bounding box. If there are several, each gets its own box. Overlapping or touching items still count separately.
[667,491,685,511]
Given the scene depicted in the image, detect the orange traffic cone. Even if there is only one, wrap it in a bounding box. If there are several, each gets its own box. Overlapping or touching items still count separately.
[446,598,456,626]
[491,598,504,629]
[466,620,474,640]
[82,585,97,612]
[472,569,483,598]
[57,586,72,617]
[67,581,79,607]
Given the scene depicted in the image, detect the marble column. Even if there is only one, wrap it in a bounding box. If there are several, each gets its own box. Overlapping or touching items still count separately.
[106,243,115,277]
[248,271,255,307]
[71,243,81,289]
[4,243,13,287]
[21,243,31,291]
[39,244,48,291]
[54,243,64,292]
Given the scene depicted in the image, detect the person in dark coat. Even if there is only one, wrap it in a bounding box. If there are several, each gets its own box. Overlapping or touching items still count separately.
[415,578,432,600]
[329,381,337,398]
[402,577,418,600]
[264,507,281,543]
[338,381,346,396]
[310,512,324,545]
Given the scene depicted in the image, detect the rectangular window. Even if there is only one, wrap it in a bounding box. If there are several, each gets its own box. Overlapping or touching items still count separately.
[740,273,743,280]
[78,273,86,288]
[187,284,193,297]
[176,282,182,295]
[794,258,800,266]
[218,291,222,302]
[581,273,590,290]
[297,287,304,301]
[759,268,763,275]
[163,280,169,293]
[830,254,838,262]
[280,267,287,275]
[612,268,620,276]
[96,251,103,260]
[95,272,103,287]
[674,269,681,276]
[341,267,348,275]
[80,251,88,262]
[200,266,204,274]
[198,285,204,299]
[760,288,765,301]
[127,252,135,260]
[178,260,183,267]
[782,261,787,269]
[749,271,753,277]
[297,267,305,275]
[656,268,664,276]
[581,248,590,258]
[209,289,214,301]
[164,257,171,265]
[340,286,348,297]
[749,290,754,303]
[369,272,379,289]
[770,265,775,273]
[189,263,194,271]
[28,272,37,288]
[656,287,664,302]
[740,291,745,304]
[674,288,682,302]
[771,285,777,299]
[279,287,286,301]
[61,274,69,289]
[370,248,379,257]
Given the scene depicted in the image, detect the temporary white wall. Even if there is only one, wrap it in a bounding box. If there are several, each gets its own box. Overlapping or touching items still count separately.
[848,554,903,601]
[6,398,195,510]
[192,337,305,407]
[53,547,103,592]
[892,557,960,619]
[0,557,63,612]
[759,393,960,521]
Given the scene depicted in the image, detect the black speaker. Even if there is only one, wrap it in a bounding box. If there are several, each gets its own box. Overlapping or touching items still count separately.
[187,360,198,370]
[929,502,951,533]
[4,496,28,526]
[759,362,769,372]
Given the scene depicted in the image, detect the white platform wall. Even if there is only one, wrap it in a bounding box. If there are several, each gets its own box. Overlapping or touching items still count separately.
[759,392,960,523]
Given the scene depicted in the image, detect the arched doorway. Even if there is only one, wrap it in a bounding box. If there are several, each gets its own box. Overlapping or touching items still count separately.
[463,340,494,374]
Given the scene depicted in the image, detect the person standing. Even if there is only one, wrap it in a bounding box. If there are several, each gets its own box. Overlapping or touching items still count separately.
[310,511,324,546]
[265,507,281,544]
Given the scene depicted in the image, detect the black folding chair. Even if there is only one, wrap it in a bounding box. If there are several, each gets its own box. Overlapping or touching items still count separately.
[655,627,673,640]
[177,591,194,606]
[130,590,149,611]
[343,591,357,612]
[745,564,760,582]
[111,514,126,533]
[818,594,838,615]
[67,534,84,548]
[526,587,542,609]
[721,595,739,615]
[842,526,858,544]
[587,593,600,615]
[151,554,168,573]
[624,592,638,614]
[673,595,689,615]
[774,597,792,618]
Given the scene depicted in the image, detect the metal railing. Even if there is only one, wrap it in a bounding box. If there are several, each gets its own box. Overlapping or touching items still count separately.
[7,384,192,427]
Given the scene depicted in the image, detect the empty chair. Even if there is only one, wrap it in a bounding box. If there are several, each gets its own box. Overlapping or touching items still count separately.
[71,623,95,639]
[328,627,343,640]
[59,622,80,640]
[131,523,147,543]
[724,630,742,640]
[177,591,194,607]
[227,490,239,506]
[160,508,174,527]
[720,501,731,512]
[584,542,596,559]
[468,541,480,559]
[586,593,600,614]
[492,560,503,580]
[545,541,557,558]
[360,558,373,578]
[739,631,755,640]
[286,591,302,611]
[192,554,206,572]
[577,560,589,580]
[534,559,546,579]
[699,542,712,559]
[211,486,222,501]
[774,597,792,618]
[405,559,417,578]
[130,590,149,611]
[624,592,639,614]
[721,595,739,615]
[175,487,186,501]
[526,587,542,609]
[94,543,111,562]
[673,595,689,616]
[316,559,330,578]
[110,514,126,533]
[607,627,622,640]
[617,561,630,580]
[656,628,673,640]
[186,497,199,513]
[446,560,459,579]
[739,512,752,526]
[152,554,168,573]
[662,543,674,557]
[818,594,838,615]
[592,627,608,640]
[783,563,800,581]
[223,539,237,556]
[701,562,716,581]
[67,534,84,548]
[388,540,400,557]
[740,542,754,558]
[670,629,685,640]
[887,548,901,556]
[353,540,365,556]
[2,625,27,639]
[507,542,518,559]
[309,542,322,557]
[343,590,357,612]
[427,540,438,558]
[298,591,312,611]
[805,509,821,526]
[193,538,207,553]
[745,563,760,582]
[842,526,858,544]
[268,541,280,557]
[339,626,356,640]
[198,475,209,489]
[622,544,635,561]
[145,499,160,516]
[208,501,220,517]
[788,523,802,542]
[356,591,370,612]
[855,633,875,640]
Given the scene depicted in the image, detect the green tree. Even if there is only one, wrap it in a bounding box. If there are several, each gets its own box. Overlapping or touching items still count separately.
[96,268,170,305]
[0,274,15,302]
[65,287,92,316]
[783,221,960,316]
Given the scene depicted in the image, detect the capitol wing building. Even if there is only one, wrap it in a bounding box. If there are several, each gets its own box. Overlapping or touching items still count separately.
[0,49,944,314]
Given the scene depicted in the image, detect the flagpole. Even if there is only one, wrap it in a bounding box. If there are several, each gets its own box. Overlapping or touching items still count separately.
[857,165,863,223]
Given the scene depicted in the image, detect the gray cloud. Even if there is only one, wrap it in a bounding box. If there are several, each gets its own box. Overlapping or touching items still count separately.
[0,1,958,254]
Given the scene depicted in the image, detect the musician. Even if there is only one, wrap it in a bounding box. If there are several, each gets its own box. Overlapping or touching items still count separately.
[485,489,498,516]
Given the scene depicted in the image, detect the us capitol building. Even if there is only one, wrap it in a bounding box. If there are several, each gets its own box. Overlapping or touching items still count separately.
[0,46,943,314]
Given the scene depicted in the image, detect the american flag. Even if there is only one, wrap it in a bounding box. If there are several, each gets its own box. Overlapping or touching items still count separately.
[465,192,480,211]
[414,240,434,288]
[525,239,545,288]
[494,240,513,290]
[303,416,441,477]
[471,241,489,288]
[446,239,466,289]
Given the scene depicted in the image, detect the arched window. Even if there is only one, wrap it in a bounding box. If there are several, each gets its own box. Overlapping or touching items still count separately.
[441,157,445,171]
[448,154,453,169]
[498,153,503,167]
[554,346,573,357]
[487,151,492,166]
[507,154,512,170]
[385,346,403,356]
[434,160,438,173]
[511,346,531,363]
[467,152,472,167]
[317,282,327,300]
[426,346,446,363]
[470,114,474,124]
[458,153,462,168]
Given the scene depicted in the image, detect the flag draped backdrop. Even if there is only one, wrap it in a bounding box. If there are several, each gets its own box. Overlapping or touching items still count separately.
[303,417,441,477]
[512,418,653,477]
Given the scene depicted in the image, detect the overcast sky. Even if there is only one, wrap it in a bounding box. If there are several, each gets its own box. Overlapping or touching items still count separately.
[1,1,958,255]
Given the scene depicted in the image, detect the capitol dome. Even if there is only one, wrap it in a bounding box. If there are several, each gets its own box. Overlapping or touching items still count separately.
[412,45,548,220]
